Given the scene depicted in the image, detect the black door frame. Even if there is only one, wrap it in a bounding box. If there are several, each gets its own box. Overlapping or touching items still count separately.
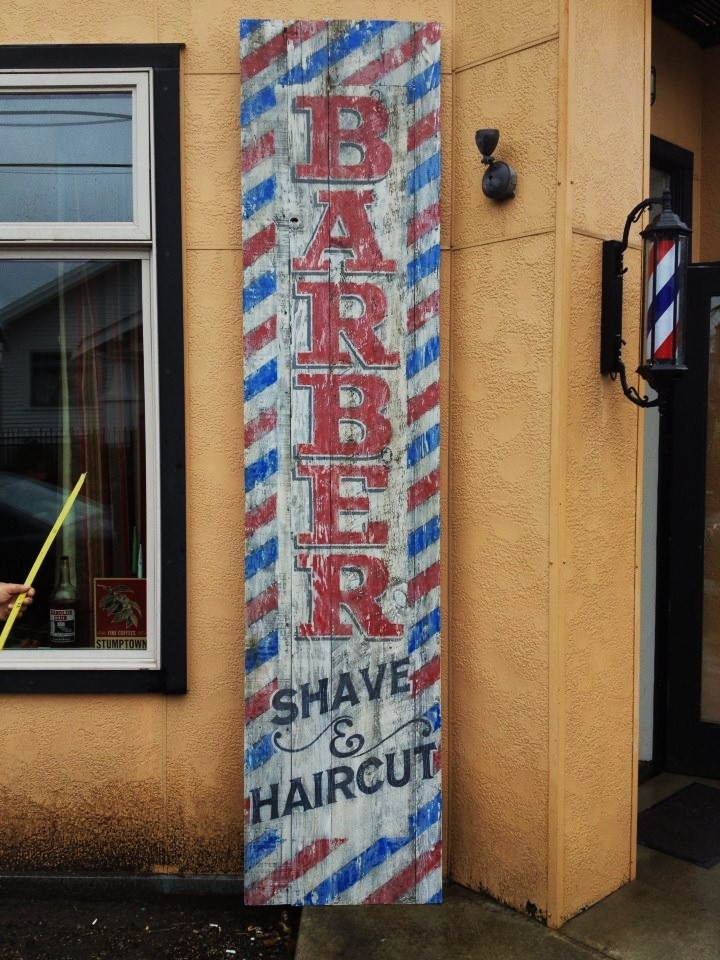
[649,135,694,773]
[665,263,720,777]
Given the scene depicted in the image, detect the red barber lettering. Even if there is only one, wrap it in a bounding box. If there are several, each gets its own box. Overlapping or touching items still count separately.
[297,553,404,639]
[292,190,397,274]
[296,463,389,546]
[295,372,392,458]
[294,95,393,182]
[295,280,400,368]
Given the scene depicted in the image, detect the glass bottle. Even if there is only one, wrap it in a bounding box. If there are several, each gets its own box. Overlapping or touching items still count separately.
[49,555,78,647]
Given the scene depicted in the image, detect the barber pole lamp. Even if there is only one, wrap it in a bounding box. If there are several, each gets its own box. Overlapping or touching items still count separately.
[601,190,691,409]
[639,194,690,390]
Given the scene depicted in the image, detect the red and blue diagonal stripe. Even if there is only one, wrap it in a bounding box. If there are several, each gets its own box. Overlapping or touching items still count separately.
[646,238,678,361]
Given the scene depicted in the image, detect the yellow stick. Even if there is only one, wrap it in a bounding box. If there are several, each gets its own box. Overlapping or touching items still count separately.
[0,472,87,651]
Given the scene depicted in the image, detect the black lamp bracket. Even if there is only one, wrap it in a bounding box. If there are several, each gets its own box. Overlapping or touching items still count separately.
[620,197,662,254]
[613,355,661,408]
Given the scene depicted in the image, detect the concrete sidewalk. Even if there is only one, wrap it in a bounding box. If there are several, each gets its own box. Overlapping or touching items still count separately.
[295,847,720,960]
[295,773,720,960]
[296,883,608,960]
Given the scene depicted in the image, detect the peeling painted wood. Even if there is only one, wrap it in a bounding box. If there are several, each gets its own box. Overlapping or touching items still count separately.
[241,19,441,906]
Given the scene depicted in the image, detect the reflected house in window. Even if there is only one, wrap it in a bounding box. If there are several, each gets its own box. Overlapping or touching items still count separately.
[1,260,143,430]
[30,352,63,408]
[0,258,145,642]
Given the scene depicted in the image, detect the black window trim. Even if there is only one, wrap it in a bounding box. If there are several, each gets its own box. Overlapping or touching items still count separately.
[0,44,186,695]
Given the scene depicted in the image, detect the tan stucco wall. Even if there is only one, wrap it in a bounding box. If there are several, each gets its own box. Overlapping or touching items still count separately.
[450,0,647,926]
[0,0,648,927]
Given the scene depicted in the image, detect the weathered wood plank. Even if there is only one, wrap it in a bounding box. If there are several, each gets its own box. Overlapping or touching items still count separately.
[241,19,442,905]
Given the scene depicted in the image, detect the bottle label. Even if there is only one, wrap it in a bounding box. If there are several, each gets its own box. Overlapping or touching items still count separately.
[50,608,76,643]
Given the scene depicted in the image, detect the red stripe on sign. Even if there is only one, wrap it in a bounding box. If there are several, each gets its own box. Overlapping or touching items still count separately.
[407,561,440,605]
[241,32,286,81]
[246,495,277,538]
[244,315,277,357]
[244,797,251,824]
[411,654,440,697]
[408,469,440,511]
[407,382,440,425]
[241,21,326,81]
[243,222,277,268]
[407,290,440,333]
[242,131,276,174]
[245,839,346,905]
[433,745,441,775]
[245,407,278,448]
[407,108,440,153]
[343,22,441,85]
[246,582,279,626]
[407,202,440,248]
[246,678,279,723]
[363,842,442,904]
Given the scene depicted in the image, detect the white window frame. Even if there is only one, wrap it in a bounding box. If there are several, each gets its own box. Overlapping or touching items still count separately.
[0,69,162,672]
[0,70,152,242]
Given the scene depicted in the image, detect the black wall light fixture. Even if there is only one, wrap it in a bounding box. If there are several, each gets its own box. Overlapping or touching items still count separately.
[600,190,691,408]
[475,128,517,201]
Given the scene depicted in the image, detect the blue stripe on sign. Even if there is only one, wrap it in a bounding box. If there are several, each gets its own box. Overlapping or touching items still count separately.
[426,890,443,904]
[301,792,442,905]
[407,244,441,288]
[649,277,675,330]
[302,836,408,905]
[281,21,393,86]
[407,422,441,468]
[408,153,441,196]
[241,85,277,126]
[407,61,441,104]
[423,702,441,732]
[240,19,264,39]
[244,357,278,402]
[245,829,282,871]
[407,335,440,379]
[409,791,442,836]
[409,607,441,653]
[243,176,276,220]
[243,271,277,313]
[246,537,278,579]
[408,515,440,558]
[245,448,278,493]
[246,732,275,771]
[245,628,279,673]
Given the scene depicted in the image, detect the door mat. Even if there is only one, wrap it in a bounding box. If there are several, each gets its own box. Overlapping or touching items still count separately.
[637,781,720,868]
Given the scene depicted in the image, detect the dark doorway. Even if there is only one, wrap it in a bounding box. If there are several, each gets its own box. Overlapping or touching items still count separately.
[665,262,720,778]
[646,136,695,777]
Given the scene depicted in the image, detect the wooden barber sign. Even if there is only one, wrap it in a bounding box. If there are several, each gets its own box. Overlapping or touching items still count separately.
[241,19,442,905]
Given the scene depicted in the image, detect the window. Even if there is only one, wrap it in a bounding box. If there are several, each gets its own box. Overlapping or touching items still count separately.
[0,46,185,693]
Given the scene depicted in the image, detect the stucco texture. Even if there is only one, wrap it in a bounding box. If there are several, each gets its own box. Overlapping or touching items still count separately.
[449,234,554,910]
[448,0,647,926]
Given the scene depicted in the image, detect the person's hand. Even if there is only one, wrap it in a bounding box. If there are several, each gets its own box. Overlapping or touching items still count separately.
[0,583,35,621]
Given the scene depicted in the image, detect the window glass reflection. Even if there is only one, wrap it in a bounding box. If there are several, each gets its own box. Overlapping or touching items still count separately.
[0,260,145,649]
[0,92,133,222]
